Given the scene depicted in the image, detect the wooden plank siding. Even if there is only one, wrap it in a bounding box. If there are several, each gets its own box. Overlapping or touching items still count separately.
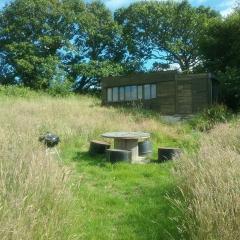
[101,71,216,115]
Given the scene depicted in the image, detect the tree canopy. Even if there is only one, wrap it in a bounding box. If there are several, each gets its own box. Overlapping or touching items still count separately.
[0,0,128,90]
[199,7,240,109]
[0,0,70,89]
[115,0,220,71]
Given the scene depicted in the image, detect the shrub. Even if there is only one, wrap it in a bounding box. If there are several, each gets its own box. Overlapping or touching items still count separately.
[189,104,232,131]
[218,68,240,111]
[0,85,38,98]
[47,80,73,97]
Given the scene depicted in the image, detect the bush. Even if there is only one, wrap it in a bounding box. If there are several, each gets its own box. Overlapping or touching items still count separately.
[47,80,73,97]
[189,104,232,131]
[0,85,38,98]
[218,68,240,111]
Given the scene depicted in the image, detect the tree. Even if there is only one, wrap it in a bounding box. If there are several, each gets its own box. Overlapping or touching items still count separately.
[63,0,129,91]
[0,0,79,89]
[115,0,220,71]
[200,8,240,109]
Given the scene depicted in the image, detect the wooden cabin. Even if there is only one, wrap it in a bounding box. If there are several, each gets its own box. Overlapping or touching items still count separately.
[102,71,219,115]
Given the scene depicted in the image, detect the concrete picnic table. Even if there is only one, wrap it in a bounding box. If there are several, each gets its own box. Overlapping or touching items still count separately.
[101,131,150,162]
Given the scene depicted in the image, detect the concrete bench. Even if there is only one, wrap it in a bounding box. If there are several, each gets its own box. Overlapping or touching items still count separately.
[89,140,111,155]
[138,140,152,157]
[106,149,132,163]
[158,147,181,162]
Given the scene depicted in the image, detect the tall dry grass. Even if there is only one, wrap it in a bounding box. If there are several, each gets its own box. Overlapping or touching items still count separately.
[0,95,187,239]
[174,122,240,240]
[0,101,72,240]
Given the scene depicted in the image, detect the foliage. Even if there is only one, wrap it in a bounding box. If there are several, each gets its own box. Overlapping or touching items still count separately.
[0,85,38,97]
[0,0,71,89]
[189,104,232,131]
[47,80,73,97]
[200,11,240,71]
[200,8,240,110]
[218,68,240,110]
[115,0,220,71]
[0,0,127,91]
[61,0,130,90]
[71,60,125,91]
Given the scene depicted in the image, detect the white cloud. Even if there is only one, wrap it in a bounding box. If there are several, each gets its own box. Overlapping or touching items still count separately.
[104,0,182,11]
[195,0,207,3]
[104,0,131,10]
[219,0,236,16]
[219,0,236,9]
[220,7,234,17]
[0,0,11,9]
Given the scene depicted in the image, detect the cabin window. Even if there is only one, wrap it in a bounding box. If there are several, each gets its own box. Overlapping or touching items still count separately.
[125,86,131,101]
[137,85,143,99]
[131,86,137,100]
[151,84,157,98]
[107,83,157,103]
[144,84,151,100]
[107,88,112,102]
[112,87,119,102]
[119,87,125,101]
[144,84,157,100]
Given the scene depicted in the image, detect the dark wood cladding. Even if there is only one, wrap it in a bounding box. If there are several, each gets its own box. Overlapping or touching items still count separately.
[102,71,176,88]
[102,71,217,115]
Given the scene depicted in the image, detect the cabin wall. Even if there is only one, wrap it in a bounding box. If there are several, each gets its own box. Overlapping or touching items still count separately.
[102,72,214,115]
[157,80,176,114]
[174,73,211,114]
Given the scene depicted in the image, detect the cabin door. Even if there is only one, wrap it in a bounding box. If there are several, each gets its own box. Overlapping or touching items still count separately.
[176,76,192,114]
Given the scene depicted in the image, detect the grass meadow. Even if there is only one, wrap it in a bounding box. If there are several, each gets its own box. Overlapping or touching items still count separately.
[174,122,240,240]
[0,91,239,239]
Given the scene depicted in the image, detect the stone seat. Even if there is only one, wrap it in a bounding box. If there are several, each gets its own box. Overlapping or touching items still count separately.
[89,140,111,155]
[158,147,181,162]
[106,149,132,163]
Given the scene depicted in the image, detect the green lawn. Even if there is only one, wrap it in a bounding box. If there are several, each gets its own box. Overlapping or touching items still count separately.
[61,137,184,240]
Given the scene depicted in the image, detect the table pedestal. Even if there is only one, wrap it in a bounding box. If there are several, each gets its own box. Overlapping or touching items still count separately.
[114,139,139,161]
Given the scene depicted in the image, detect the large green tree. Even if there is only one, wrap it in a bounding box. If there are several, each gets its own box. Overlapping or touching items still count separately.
[0,0,127,90]
[115,0,220,71]
[200,7,240,109]
[63,0,129,90]
[0,0,75,89]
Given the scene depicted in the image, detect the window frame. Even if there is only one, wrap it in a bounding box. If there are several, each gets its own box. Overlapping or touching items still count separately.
[107,88,113,102]
[119,87,125,101]
[137,85,143,100]
[112,87,119,102]
[144,84,151,100]
[150,84,157,99]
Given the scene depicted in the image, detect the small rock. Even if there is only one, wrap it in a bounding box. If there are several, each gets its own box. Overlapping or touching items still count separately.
[39,132,60,148]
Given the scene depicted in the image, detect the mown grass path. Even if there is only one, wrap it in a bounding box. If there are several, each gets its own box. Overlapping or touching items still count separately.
[62,138,181,240]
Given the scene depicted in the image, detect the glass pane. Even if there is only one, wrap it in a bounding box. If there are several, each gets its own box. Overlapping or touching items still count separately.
[151,84,156,98]
[125,86,131,101]
[112,87,118,102]
[131,86,137,100]
[144,84,151,100]
[107,88,112,102]
[137,85,142,99]
[119,87,125,101]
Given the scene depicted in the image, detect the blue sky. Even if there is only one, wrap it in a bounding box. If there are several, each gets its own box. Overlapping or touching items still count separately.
[104,0,237,16]
[0,0,237,16]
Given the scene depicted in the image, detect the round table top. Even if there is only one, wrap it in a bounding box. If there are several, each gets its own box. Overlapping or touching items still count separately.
[101,131,150,140]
